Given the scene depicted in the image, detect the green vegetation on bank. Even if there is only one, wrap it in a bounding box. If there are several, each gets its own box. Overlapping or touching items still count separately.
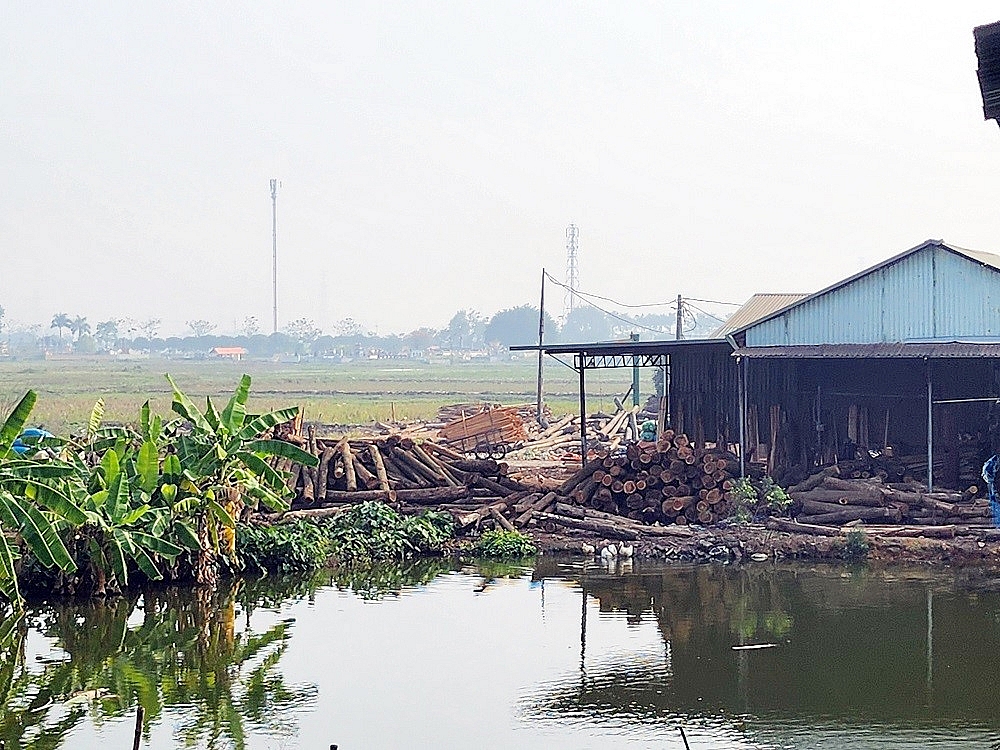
[237,502,455,573]
[0,375,318,610]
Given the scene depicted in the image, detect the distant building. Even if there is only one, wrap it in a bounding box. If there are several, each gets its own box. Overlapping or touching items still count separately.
[210,346,247,361]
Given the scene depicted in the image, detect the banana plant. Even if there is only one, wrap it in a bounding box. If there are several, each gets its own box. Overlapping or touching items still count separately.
[0,392,85,609]
[164,374,317,570]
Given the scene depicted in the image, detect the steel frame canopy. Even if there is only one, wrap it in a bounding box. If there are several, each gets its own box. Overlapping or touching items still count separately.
[511,339,730,465]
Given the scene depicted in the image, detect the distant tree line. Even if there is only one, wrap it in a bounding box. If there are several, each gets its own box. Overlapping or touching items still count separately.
[0,302,721,359]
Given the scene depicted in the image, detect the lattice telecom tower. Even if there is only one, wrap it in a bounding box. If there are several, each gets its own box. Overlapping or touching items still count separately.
[564,223,579,318]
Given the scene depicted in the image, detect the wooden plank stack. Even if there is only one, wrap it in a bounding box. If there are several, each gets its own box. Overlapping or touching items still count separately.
[436,405,529,451]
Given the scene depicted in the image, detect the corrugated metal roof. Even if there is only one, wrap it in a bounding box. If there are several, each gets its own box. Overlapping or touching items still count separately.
[733,342,1000,358]
[511,339,730,356]
[735,240,1000,347]
[711,293,809,338]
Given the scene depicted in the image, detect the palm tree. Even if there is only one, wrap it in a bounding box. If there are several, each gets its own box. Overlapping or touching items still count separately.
[50,312,71,342]
[94,320,118,351]
[70,316,90,341]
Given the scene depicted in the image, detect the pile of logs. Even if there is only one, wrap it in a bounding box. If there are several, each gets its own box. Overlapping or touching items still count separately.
[277,433,532,511]
[776,468,993,537]
[546,431,740,526]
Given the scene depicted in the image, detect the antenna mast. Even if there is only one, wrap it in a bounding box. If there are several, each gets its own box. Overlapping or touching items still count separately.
[564,224,579,319]
[270,179,279,334]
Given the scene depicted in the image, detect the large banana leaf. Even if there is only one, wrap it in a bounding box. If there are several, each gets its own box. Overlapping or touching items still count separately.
[0,493,75,571]
[105,472,130,525]
[87,398,105,440]
[23,480,88,525]
[129,531,183,559]
[166,374,212,433]
[0,391,36,454]
[0,532,20,608]
[234,408,300,444]
[244,484,288,513]
[233,451,289,493]
[206,395,227,434]
[242,439,318,467]
[136,441,158,494]
[221,374,252,434]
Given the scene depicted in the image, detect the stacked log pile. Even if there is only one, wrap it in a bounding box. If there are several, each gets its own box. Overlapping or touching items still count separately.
[772,469,994,538]
[502,432,739,531]
[275,435,534,511]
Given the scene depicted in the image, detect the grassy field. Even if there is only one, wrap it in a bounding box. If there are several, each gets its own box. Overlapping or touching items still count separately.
[0,356,655,434]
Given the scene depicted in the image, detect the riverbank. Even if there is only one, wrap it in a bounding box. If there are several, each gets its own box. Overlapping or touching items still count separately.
[525,522,1000,567]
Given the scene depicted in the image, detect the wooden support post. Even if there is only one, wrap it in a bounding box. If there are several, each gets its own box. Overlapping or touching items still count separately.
[579,357,587,467]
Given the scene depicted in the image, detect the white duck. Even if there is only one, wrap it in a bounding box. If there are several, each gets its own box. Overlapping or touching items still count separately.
[617,542,634,559]
[599,543,618,562]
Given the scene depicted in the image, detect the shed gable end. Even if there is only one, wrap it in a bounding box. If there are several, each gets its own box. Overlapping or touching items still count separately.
[744,245,1000,346]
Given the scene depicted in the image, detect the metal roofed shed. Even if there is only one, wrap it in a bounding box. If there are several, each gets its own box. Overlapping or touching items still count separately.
[710,293,808,339]
[730,240,1000,491]
[512,338,739,466]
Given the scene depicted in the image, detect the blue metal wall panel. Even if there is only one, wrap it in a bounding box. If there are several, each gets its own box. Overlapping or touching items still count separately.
[745,246,1000,346]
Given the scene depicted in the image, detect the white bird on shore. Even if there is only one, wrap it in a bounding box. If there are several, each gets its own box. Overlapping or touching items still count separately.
[581,543,596,556]
[600,543,618,561]
[617,542,634,559]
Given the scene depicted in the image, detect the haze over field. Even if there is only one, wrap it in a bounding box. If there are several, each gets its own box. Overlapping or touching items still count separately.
[5,2,1000,336]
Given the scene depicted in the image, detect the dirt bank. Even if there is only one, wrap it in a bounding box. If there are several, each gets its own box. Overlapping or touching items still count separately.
[525,523,1000,567]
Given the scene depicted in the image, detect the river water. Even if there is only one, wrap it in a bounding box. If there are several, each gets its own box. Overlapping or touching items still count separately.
[4,557,1000,749]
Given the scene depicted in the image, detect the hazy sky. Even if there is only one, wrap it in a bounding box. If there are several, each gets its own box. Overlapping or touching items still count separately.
[5,2,1000,337]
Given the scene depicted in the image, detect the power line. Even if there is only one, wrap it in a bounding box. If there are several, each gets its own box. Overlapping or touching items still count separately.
[545,274,671,335]
[684,301,728,324]
[685,296,743,307]
[544,271,677,309]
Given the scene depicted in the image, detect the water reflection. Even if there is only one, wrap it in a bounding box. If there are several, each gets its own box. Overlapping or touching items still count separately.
[5,561,1000,749]
[1,582,318,749]
[529,562,1000,745]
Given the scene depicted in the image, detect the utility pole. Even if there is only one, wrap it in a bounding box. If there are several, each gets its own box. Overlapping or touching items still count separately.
[675,294,683,340]
[536,268,547,427]
[270,179,279,334]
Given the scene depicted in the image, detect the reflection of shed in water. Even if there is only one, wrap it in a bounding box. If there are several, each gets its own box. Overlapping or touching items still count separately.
[545,565,1000,727]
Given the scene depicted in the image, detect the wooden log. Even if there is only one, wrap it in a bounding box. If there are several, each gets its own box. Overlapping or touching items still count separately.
[422,440,466,461]
[766,518,843,537]
[514,492,558,526]
[468,473,515,497]
[451,458,500,475]
[413,444,459,486]
[489,505,516,532]
[391,447,443,486]
[301,467,316,502]
[787,466,840,493]
[790,489,886,506]
[340,440,357,492]
[795,506,901,525]
[456,501,509,529]
[275,506,349,522]
[323,488,397,504]
[381,452,422,485]
[316,446,337,493]
[533,511,640,540]
[369,445,390,491]
[351,454,377,489]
